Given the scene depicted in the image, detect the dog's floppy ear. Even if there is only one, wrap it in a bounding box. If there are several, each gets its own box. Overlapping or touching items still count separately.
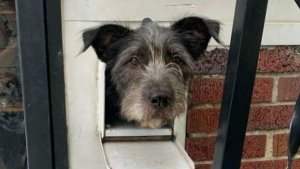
[172,17,221,60]
[82,24,132,61]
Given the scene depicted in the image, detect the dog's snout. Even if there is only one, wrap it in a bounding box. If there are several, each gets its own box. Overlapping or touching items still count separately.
[149,91,171,108]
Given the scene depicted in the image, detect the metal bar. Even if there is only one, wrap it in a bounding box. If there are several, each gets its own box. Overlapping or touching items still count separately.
[295,0,300,9]
[15,0,53,169]
[212,0,268,168]
[44,0,69,169]
[287,93,300,169]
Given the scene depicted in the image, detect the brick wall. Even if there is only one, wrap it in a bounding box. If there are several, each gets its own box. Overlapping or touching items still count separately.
[186,46,300,169]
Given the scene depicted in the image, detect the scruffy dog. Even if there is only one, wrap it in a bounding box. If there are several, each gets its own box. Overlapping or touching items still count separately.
[82,17,221,128]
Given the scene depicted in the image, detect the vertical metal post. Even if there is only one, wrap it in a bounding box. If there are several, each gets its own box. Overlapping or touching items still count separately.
[287,93,300,169]
[16,0,53,169]
[16,0,68,168]
[44,0,69,168]
[295,0,300,9]
[287,2,300,168]
[212,0,268,169]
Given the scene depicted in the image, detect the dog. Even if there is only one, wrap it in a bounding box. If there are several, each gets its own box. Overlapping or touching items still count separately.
[81,17,221,128]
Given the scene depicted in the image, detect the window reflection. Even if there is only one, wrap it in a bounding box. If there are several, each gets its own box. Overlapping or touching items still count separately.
[0,1,26,169]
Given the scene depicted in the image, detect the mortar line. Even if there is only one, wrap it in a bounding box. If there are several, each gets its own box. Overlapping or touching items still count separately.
[265,132,274,158]
[188,129,289,138]
[193,73,300,79]
[272,76,279,103]
[190,101,296,110]
[193,154,300,165]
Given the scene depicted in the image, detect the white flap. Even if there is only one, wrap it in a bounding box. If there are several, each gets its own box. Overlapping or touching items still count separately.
[97,62,106,138]
[103,141,195,169]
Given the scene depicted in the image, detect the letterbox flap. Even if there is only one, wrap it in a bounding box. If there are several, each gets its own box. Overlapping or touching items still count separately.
[102,140,194,169]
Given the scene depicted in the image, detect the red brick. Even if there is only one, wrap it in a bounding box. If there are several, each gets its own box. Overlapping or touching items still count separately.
[190,78,273,104]
[186,135,266,161]
[189,78,223,104]
[195,164,211,169]
[187,108,219,133]
[277,77,300,101]
[241,159,300,169]
[187,105,293,133]
[195,48,228,74]
[273,134,288,157]
[247,105,294,131]
[195,47,300,74]
[273,133,300,157]
[186,137,215,161]
[257,47,300,73]
[252,78,274,103]
[194,159,300,169]
[242,135,266,158]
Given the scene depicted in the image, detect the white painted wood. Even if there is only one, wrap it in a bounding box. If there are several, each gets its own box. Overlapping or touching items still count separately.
[62,21,300,52]
[175,140,195,168]
[174,111,188,148]
[210,23,300,46]
[105,126,172,137]
[63,21,107,169]
[98,136,110,169]
[103,141,194,169]
[97,62,106,138]
[63,0,235,22]
[63,0,300,22]
[62,0,300,45]
[279,23,300,44]
[174,89,189,147]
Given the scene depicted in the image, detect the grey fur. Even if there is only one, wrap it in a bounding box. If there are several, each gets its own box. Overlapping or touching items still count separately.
[82,17,221,128]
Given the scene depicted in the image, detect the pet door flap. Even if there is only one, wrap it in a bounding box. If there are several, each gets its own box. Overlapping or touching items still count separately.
[102,140,195,169]
[97,61,194,169]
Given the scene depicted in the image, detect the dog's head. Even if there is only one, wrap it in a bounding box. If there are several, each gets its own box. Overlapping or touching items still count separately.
[82,17,221,128]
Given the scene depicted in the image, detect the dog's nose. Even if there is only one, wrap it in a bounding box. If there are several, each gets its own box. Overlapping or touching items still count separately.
[149,91,171,108]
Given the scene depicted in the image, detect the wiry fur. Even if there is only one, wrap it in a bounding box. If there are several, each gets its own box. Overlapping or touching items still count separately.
[81,17,221,128]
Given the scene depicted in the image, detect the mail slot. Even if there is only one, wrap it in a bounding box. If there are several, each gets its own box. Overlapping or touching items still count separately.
[96,61,195,169]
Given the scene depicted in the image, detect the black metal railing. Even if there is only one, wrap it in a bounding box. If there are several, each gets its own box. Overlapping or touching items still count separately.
[212,0,268,168]
[16,0,68,169]
[288,0,300,163]
[212,0,300,168]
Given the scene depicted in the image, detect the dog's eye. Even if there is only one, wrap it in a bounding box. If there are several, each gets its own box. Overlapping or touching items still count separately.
[172,56,183,64]
[129,57,139,65]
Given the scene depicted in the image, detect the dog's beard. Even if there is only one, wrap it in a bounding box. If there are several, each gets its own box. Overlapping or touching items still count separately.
[121,85,188,128]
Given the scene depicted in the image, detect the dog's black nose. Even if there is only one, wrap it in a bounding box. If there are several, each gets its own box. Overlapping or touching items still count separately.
[149,91,171,108]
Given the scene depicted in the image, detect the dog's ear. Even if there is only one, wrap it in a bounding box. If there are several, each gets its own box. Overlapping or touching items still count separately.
[172,17,221,60]
[82,24,132,61]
